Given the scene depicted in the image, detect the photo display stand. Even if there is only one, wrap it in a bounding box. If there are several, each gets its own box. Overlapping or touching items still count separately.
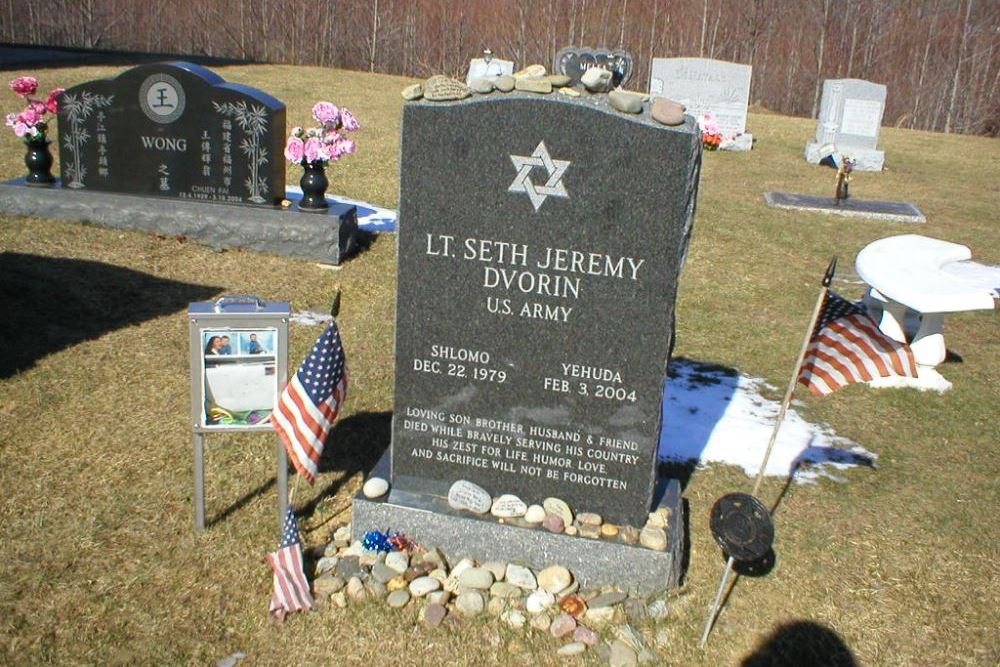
[188,296,290,531]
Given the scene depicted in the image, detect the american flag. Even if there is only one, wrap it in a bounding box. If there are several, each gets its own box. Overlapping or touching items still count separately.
[273,321,349,484]
[798,290,918,396]
[267,508,313,621]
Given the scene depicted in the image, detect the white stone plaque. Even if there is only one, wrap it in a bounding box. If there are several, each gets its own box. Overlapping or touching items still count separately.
[840,98,882,138]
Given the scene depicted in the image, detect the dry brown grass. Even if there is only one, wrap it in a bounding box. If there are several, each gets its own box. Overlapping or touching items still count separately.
[0,62,997,666]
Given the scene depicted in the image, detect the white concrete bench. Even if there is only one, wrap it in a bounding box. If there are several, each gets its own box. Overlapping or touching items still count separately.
[855,234,998,390]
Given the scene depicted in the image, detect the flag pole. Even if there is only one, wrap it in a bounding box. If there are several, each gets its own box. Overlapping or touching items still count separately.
[750,256,837,497]
[700,257,837,649]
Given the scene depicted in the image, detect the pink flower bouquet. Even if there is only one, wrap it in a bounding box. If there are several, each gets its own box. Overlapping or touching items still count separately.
[5,76,63,142]
[284,101,360,165]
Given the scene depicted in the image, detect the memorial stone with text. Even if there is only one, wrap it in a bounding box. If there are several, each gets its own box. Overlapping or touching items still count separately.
[390,93,701,527]
[57,62,285,204]
[649,57,753,151]
[805,78,886,171]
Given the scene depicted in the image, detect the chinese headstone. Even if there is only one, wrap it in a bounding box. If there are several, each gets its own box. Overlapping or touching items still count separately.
[57,61,285,204]
[354,90,700,591]
[805,78,886,171]
[649,57,753,151]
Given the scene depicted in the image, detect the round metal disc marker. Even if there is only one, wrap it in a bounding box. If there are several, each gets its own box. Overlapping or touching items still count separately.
[709,493,774,562]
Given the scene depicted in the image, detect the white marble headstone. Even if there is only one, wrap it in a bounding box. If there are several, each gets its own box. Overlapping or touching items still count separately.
[649,57,752,137]
[806,78,887,171]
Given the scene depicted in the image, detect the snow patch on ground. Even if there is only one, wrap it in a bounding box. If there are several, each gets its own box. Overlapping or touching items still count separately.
[659,359,876,482]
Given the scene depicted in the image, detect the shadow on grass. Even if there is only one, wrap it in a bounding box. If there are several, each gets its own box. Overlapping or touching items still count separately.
[295,410,392,519]
[658,357,741,490]
[0,252,220,378]
[741,620,858,667]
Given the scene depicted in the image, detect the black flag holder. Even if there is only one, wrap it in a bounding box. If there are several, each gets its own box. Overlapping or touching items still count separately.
[699,257,837,648]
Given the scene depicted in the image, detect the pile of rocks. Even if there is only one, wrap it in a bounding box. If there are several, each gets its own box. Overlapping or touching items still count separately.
[312,524,669,665]
[400,64,686,127]
[444,479,671,552]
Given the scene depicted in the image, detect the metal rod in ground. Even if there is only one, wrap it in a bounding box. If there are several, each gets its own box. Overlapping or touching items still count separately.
[700,555,736,647]
[750,256,837,498]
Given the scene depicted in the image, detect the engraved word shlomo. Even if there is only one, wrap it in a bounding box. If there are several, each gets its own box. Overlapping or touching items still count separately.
[139,73,185,124]
[508,141,570,212]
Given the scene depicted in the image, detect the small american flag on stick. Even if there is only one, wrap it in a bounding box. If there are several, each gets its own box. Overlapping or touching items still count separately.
[273,321,349,484]
[267,508,313,622]
[797,290,918,396]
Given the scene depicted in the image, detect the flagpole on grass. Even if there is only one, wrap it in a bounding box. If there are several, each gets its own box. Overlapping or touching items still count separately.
[750,256,837,497]
[700,256,837,649]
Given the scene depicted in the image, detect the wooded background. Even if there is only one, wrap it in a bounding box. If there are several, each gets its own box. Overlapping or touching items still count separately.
[3,0,998,136]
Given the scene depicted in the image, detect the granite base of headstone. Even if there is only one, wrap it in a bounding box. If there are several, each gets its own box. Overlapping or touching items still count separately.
[0,179,361,264]
[721,134,754,152]
[764,191,925,223]
[351,454,684,594]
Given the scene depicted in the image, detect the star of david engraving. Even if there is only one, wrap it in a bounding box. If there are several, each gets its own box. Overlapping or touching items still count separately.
[508,141,570,212]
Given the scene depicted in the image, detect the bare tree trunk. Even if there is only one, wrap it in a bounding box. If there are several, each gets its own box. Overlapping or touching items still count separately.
[945,0,974,133]
[370,0,379,72]
[811,0,832,118]
[912,1,939,128]
[700,0,708,56]
[619,0,628,46]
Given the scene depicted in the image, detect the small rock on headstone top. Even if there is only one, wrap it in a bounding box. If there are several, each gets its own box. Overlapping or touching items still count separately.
[601,523,620,539]
[513,64,547,79]
[514,78,552,94]
[639,526,668,551]
[447,480,492,514]
[581,67,612,92]
[495,75,516,92]
[401,83,423,101]
[422,75,470,102]
[651,98,685,126]
[577,512,602,526]
[468,78,495,95]
[542,514,565,534]
[608,89,645,114]
[619,525,640,545]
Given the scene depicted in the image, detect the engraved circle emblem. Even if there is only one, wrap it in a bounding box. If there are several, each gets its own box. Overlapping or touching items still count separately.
[139,74,185,124]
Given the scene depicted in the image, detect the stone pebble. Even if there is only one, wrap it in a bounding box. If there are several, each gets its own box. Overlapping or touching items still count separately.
[490,494,527,518]
[577,512,602,526]
[542,74,572,87]
[362,476,389,498]
[371,562,397,584]
[550,612,577,638]
[610,640,639,667]
[589,591,628,608]
[505,563,537,590]
[543,497,574,525]
[423,602,448,628]
[490,581,523,599]
[619,525,640,545]
[409,576,441,597]
[581,67,612,92]
[515,77,552,94]
[385,550,409,573]
[458,567,494,590]
[447,479,491,514]
[650,98,685,126]
[557,87,581,98]
[525,588,555,614]
[572,624,599,645]
[557,642,587,657]
[455,590,485,616]
[530,612,552,632]
[482,561,507,581]
[386,589,410,608]
[578,523,601,539]
[524,504,546,524]
[609,89,646,114]
[639,525,668,551]
[542,514,565,534]
[346,576,366,600]
[537,565,572,594]
[513,64,546,78]
[423,75,470,101]
[495,75,515,92]
[364,578,387,598]
[501,609,527,629]
[401,83,423,101]
[468,77,494,94]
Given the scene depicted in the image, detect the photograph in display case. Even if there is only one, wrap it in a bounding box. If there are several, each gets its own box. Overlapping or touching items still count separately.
[200,328,278,427]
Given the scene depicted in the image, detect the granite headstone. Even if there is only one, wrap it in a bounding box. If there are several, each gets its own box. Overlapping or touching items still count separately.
[805,78,886,171]
[389,93,700,527]
[649,57,752,150]
[57,61,285,204]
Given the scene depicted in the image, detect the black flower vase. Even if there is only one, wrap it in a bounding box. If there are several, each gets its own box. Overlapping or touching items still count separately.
[24,137,55,187]
[298,160,329,212]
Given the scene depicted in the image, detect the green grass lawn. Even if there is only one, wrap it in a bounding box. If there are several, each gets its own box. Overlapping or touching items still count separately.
[0,63,997,666]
